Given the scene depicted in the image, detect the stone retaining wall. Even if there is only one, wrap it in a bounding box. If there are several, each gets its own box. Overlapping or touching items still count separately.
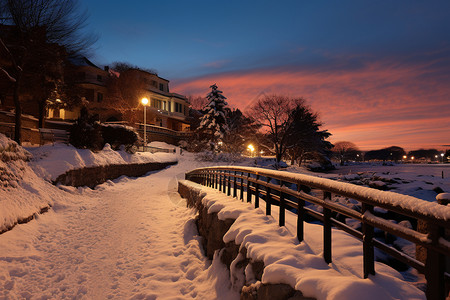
[55,161,177,188]
[178,181,315,300]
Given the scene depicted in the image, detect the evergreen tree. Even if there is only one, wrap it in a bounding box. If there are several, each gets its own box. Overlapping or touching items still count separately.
[196,84,229,151]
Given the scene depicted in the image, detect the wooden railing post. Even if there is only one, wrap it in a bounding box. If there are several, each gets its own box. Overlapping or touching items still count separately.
[297,184,305,242]
[425,223,446,300]
[323,191,332,264]
[266,177,271,216]
[247,173,252,203]
[255,175,260,208]
[227,171,231,196]
[218,171,222,192]
[214,171,218,189]
[279,181,285,226]
[240,172,244,201]
[233,171,237,198]
[362,203,375,278]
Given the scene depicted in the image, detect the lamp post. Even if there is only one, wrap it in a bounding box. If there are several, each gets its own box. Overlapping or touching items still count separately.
[141,97,149,151]
[247,144,255,157]
[441,153,445,163]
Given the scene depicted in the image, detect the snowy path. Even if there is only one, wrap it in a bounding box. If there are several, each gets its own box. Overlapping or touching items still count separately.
[0,157,238,299]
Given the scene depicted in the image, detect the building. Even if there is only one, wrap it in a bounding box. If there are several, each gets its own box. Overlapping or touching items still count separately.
[47,58,191,131]
[49,58,191,144]
[47,56,109,121]
[123,68,190,132]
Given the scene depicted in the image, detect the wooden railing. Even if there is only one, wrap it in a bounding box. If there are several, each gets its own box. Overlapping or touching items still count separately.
[137,145,176,153]
[137,123,193,138]
[185,166,450,300]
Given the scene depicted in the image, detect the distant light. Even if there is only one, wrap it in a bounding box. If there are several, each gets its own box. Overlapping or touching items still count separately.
[141,97,149,105]
[218,141,223,146]
[411,156,414,160]
[403,155,407,159]
[56,99,62,103]
[441,153,445,157]
[435,155,438,158]
[247,144,254,151]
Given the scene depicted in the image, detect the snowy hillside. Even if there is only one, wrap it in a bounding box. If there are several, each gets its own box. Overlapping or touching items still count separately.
[0,135,61,233]
[0,134,177,233]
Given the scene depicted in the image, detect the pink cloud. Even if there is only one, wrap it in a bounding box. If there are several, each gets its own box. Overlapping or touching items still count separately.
[172,59,450,151]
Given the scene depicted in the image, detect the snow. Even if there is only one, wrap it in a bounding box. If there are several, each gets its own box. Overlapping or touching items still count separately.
[0,134,444,299]
[0,149,238,299]
[190,165,450,221]
[26,142,177,181]
[437,192,450,201]
[181,180,425,300]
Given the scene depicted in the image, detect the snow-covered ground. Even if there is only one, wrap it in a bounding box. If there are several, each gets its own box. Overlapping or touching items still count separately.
[286,162,449,203]
[0,135,445,299]
[0,149,239,299]
[27,142,177,181]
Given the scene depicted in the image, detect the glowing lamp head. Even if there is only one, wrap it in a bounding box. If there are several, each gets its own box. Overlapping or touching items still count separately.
[141,97,149,105]
[247,144,254,152]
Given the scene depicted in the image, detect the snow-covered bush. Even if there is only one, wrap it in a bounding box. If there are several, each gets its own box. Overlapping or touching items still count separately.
[0,134,32,188]
[101,124,138,152]
[195,151,243,162]
[69,108,103,151]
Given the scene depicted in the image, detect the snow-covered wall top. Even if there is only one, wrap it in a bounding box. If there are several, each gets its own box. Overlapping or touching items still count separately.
[28,143,177,181]
[187,166,450,223]
[179,180,425,300]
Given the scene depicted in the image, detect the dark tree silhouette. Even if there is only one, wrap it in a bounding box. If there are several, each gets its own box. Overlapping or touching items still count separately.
[249,95,332,168]
[365,146,405,162]
[332,141,360,165]
[0,0,96,144]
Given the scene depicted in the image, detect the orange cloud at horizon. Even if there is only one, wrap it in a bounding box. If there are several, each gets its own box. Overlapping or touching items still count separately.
[173,60,450,151]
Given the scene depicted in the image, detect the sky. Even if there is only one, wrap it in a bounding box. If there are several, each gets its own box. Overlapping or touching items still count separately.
[80,0,450,151]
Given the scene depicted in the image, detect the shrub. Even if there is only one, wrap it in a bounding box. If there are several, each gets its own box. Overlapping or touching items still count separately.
[101,125,138,151]
[69,108,103,151]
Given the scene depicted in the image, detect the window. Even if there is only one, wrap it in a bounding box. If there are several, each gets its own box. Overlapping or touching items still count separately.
[159,83,164,91]
[97,92,103,103]
[152,80,157,88]
[97,75,103,82]
[175,103,183,113]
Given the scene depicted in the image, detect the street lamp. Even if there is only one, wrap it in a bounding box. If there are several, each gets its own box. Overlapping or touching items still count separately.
[441,153,445,163]
[247,144,255,157]
[141,97,149,150]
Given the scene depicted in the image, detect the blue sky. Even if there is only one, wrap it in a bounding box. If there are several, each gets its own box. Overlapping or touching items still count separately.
[80,0,450,150]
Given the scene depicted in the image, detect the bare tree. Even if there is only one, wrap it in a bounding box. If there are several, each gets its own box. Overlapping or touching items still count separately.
[249,94,331,168]
[248,95,296,164]
[188,95,208,111]
[0,0,96,144]
[105,67,157,124]
[332,141,360,165]
[222,108,260,154]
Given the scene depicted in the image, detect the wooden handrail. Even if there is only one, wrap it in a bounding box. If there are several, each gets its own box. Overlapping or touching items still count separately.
[185,166,450,300]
